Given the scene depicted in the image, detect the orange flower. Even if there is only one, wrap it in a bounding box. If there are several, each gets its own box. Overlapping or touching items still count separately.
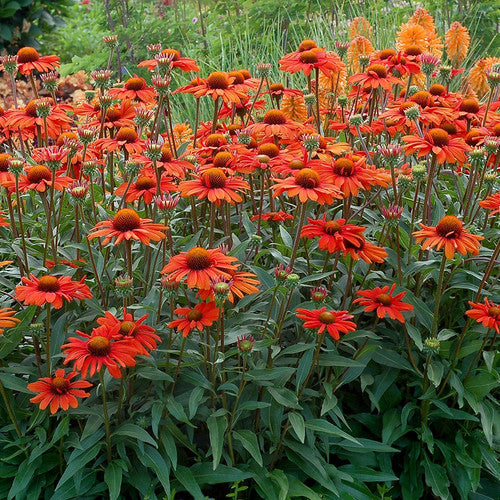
[469,57,500,98]
[342,238,388,263]
[396,22,427,53]
[96,127,146,154]
[354,284,413,323]
[168,301,219,337]
[348,36,374,73]
[301,216,366,253]
[349,64,403,91]
[349,17,372,40]
[313,156,390,197]
[296,307,356,340]
[248,109,303,140]
[108,75,157,104]
[402,128,470,164]
[27,369,92,414]
[280,93,308,123]
[279,46,344,77]
[445,22,470,67]
[187,72,247,105]
[6,164,73,193]
[114,169,176,204]
[271,168,342,204]
[15,46,59,75]
[15,274,92,309]
[479,192,500,216]
[133,146,193,179]
[62,324,138,379]
[413,215,483,259]
[0,308,20,334]
[466,299,500,333]
[197,270,261,303]
[161,246,238,290]
[138,48,200,72]
[97,309,161,355]
[178,168,249,205]
[88,208,167,246]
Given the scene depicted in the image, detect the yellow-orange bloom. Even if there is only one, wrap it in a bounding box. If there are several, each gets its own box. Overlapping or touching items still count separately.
[349,17,372,40]
[445,22,470,67]
[348,36,374,73]
[409,8,436,34]
[469,57,500,98]
[280,93,307,123]
[396,22,427,53]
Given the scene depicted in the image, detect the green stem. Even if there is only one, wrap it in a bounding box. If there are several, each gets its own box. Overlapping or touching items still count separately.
[99,371,112,464]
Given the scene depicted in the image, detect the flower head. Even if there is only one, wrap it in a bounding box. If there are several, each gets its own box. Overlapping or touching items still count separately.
[168,301,219,337]
[15,274,92,309]
[62,324,138,378]
[354,284,413,323]
[88,208,167,246]
[413,215,483,259]
[27,369,92,414]
[466,298,500,333]
[0,308,20,334]
[296,307,356,340]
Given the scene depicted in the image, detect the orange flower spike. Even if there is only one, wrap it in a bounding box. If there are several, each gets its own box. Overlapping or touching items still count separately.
[413,215,483,260]
[27,369,92,414]
[445,22,470,67]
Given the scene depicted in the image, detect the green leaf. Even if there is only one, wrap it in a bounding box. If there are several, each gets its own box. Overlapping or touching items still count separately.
[267,386,301,409]
[138,445,171,495]
[233,430,263,466]
[478,401,495,447]
[423,455,450,499]
[113,423,157,448]
[8,457,37,500]
[104,463,122,500]
[269,469,289,500]
[465,373,498,400]
[188,386,204,419]
[207,413,227,469]
[189,463,253,485]
[305,419,360,444]
[56,442,101,489]
[288,412,305,443]
[174,466,204,500]
[338,465,398,482]
[295,347,314,389]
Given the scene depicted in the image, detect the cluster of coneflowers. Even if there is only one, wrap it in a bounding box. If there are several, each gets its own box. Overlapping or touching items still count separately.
[0,8,498,437]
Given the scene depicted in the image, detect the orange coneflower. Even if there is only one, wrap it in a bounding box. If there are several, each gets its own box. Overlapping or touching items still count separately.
[445,22,470,67]
[15,274,93,309]
[349,64,403,91]
[296,307,356,340]
[88,208,167,246]
[62,324,138,379]
[413,215,483,259]
[27,369,92,414]
[197,270,261,303]
[138,48,200,72]
[15,46,59,75]
[271,168,342,205]
[479,192,500,216]
[178,168,249,205]
[314,155,390,197]
[81,99,136,130]
[161,246,238,290]
[251,211,294,222]
[96,126,146,155]
[248,109,304,140]
[300,216,366,253]
[342,238,388,263]
[4,99,72,139]
[97,309,161,355]
[0,308,20,335]
[466,299,500,333]
[5,164,73,194]
[114,168,177,204]
[279,46,344,77]
[134,146,193,179]
[354,284,414,323]
[0,153,14,186]
[168,301,219,337]
[187,72,247,105]
[108,75,157,104]
[402,128,470,164]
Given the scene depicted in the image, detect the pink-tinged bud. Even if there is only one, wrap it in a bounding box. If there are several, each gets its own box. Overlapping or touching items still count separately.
[311,286,329,302]
[237,334,255,353]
